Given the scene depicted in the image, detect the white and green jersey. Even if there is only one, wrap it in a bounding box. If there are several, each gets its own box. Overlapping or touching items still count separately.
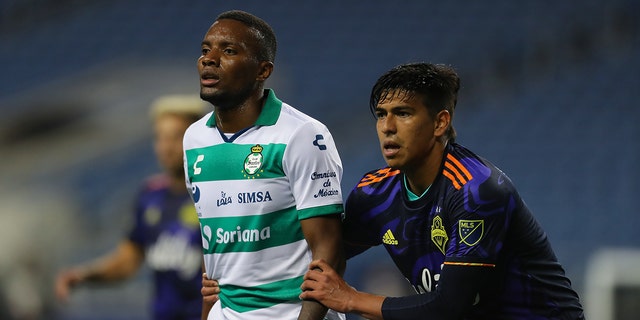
[183,89,344,320]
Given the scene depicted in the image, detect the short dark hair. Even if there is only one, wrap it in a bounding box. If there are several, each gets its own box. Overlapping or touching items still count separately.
[369,62,460,142]
[216,10,277,62]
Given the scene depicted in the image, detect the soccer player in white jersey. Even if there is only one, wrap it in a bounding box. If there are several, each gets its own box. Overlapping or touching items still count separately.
[182,10,345,320]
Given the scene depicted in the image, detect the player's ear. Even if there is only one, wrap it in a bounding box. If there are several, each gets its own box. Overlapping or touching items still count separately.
[434,110,450,137]
[256,61,273,81]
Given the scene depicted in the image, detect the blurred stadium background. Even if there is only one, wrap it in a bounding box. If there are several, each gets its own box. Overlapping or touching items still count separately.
[0,0,638,319]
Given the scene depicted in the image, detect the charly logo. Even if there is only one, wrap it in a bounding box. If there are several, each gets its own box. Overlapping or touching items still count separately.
[312,134,327,150]
[193,154,204,175]
[431,215,448,254]
[243,144,264,178]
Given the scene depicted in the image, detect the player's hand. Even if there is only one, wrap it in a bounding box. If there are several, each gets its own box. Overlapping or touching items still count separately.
[202,273,220,306]
[299,259,356,313]
[54,268,85,303]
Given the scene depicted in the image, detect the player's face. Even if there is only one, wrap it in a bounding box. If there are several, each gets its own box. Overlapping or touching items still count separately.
[375,91,439,172]
[197,19,265,109]
[153,114,191,177]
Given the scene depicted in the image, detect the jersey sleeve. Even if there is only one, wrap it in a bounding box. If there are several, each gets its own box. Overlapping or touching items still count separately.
[342,167,401,256]
[443,160,518,266]
[381,263,491,319]
[282,121,344,220]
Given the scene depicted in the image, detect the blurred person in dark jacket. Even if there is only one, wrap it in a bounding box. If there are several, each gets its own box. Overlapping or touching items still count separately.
[55,95,208,320]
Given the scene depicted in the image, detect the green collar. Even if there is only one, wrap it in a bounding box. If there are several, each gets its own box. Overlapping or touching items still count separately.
[404,175,431,201]
[206,89,282,128]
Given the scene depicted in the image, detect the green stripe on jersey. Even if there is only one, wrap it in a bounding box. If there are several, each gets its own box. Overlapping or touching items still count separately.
[298,203,344,220]
[219,276,303,313]
[186,143,286,182]
[200,206,304,254]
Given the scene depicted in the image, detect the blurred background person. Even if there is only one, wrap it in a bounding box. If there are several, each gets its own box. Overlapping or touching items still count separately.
[54,95,209,320]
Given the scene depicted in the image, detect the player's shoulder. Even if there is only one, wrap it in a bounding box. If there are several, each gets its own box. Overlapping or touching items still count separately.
[346,166,401,213]
[140,174,170,193]
[444,143,517,194]
[355,166,401,189]
[444,143,496,177]
[278,101,329,129]
[184,111,213,134]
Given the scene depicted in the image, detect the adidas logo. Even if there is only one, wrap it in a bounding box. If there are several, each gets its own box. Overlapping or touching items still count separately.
[382,229,399,245]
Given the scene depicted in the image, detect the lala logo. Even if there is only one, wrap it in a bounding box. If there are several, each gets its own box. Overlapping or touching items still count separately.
[216,191,232,207]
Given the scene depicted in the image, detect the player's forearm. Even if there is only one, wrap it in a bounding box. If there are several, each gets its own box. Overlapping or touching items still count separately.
[314,247,345,276]
[303,216,346,274]
[345,290,385,320]
[201,259,215,320]
[380,265,488,319]
[299,215,345,318]
[298,299,329,320]
[80,257,136,282]
[82,241,143,282]
[298,253,343,319]
[201,302,213,320]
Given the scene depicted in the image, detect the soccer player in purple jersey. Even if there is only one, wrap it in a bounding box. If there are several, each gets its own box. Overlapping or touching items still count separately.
[298,63,585,319]
[55,95,208,320]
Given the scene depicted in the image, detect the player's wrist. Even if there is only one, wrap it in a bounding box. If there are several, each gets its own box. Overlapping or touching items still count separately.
[345,289,361,313]
[351,290,385,320]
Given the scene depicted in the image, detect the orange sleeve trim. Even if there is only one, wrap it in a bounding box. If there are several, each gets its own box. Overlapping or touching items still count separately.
[442,170,462,190]
[443,261,495,267]
[357,167,401,188]
[444,161,469,184]
[446,154,473,180]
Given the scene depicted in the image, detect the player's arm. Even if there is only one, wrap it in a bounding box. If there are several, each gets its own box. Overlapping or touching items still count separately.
[298,214,345,320]
[301,259,384,319]
[201,258,219,320]
[301,260,491,320]
[55,239,144,302]
[380,263,491,319]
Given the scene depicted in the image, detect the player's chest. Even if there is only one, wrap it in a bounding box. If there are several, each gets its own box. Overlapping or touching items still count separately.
[378,198,451,260]
[141,197,200,235]
[186,143,286,182]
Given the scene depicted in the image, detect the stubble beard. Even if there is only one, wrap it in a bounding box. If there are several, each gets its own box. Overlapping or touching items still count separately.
[200,87,254,111]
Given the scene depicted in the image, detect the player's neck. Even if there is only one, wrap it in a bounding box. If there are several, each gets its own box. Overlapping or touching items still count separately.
[404,142,445,195]
[168,174,188,195]
[215,89,266,133]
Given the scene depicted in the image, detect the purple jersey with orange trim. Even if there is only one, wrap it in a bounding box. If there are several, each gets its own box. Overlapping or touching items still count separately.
[344,143,583,317]
[127,174,202,320]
